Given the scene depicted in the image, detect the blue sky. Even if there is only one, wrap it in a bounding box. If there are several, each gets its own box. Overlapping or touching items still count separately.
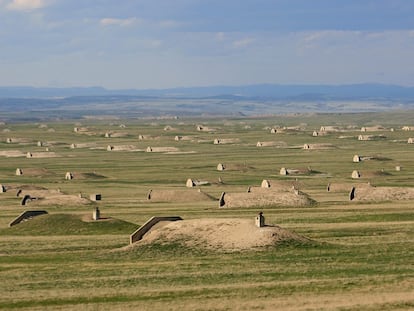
[1,0,414,89]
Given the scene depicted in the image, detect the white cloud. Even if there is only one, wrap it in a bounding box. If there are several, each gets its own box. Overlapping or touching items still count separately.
[232,37,254,48]
[100,17,139,27]
[6,0,47,11]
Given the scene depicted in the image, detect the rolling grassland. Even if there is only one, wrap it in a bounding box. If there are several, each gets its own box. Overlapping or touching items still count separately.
[0,111,413,310]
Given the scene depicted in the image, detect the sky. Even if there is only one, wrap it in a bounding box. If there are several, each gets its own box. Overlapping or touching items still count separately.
[1,0,414,89]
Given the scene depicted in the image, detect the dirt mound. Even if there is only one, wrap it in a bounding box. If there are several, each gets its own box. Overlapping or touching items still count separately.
[213,138,240,144]
[256,141,287,147]
[17,189,91,206]
[137,218,311,251]
[16,168,55,177]
[146,147,180,153]
[6,138,32,144]
[27,152,59,158]
[303,143,335,150]
[220,188,315,208]
[70,142,97,149]
[354,185,414,202]
[71,172,107,179]
[10,184,47,191]
[105,132,129,138]
[108,145,138,151]
[0,150,25,157]
[147,189,216,202]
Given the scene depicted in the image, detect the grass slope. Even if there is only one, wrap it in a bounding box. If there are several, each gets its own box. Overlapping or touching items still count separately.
[2,214,137,236]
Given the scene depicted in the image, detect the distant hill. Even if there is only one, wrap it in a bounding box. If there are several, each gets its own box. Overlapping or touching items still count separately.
[1,83,414,100]
[1,83,414,121]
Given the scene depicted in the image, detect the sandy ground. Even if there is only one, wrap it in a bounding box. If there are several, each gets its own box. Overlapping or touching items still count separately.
[137,218,310,251]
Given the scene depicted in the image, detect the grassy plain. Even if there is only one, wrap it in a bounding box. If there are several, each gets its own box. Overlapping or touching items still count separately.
[0,111,413,310]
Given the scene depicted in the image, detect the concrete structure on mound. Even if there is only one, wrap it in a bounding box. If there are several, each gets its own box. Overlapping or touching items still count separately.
[358,134,386,141]
[6,138,12,143]
[353,155,361,162]
[26,152,33,158]
[70,143,76,149]
[351,170,360,179]
[408,138,414,144]
[219,192,226,207]
[65,172,73,180]
[395,165,401,171]
[213,138,221,145]
[107,145,114,151]
[146,146,153,152]
[358,135,371,141]
[217,163,225,171]
[105,132,111,138]
[0,184,6,193]
[16,168,23,176]
[92,207,100,220]
[349,187,356,201]
[255,212,265,227]
[186,178,209,187]
[21,194,33,205]
[186,178,195,187]
[37,141,43,147]
[146,189,152,200]
[129,216,183,244]
[90,194,101,201]
[261,180,271,188]
[279,167,288,175]
[175,136,182,141]
[9,210,48,227]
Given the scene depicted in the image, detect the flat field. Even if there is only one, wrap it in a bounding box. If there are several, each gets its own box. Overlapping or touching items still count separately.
[0,111,413,310]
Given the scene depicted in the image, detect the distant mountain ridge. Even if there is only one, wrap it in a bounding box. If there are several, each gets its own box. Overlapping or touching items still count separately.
[1,83,414,100]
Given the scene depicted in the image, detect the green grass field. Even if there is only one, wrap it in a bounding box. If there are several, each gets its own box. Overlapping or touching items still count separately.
[0,111,413,310]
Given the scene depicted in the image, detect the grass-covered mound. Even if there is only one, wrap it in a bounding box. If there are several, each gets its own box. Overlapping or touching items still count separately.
[3,213,137,236]
[220,188,316,208]
[131,218,313,252]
